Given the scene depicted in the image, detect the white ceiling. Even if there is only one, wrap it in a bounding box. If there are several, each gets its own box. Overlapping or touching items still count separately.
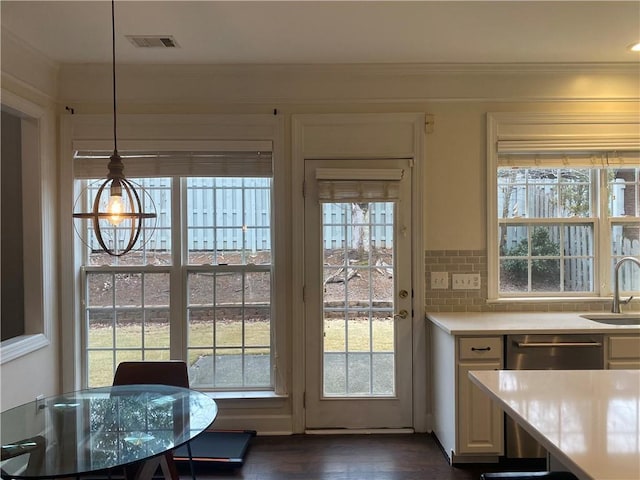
[2,1,640,65]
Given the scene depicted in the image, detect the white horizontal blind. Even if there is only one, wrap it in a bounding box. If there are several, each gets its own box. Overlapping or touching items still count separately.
[606,151,640,166]
[315,167,404,202]
[497,151,640,168]
[317,180,402,202]
[496,139,640,154]
[74,150,272,178]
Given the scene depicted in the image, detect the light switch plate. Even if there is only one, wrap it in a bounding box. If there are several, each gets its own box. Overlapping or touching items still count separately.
[431,271,448,289]
[452,273,481,290]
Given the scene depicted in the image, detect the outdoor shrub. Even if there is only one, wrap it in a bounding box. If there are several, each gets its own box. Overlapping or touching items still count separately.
[502,227,560,284]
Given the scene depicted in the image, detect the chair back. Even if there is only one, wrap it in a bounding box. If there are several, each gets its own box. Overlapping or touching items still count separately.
[111,360,196,480]
[113,361,190,388]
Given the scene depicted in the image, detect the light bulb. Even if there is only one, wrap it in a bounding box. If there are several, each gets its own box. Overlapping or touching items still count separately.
[106,193,125,226]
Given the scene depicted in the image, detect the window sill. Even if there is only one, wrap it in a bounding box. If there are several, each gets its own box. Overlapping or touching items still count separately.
[199,390,289,409]
[0,334,50,365]
[487,296,614,304]
[203,390,287,400]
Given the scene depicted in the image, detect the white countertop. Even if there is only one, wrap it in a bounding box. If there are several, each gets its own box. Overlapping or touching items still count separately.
[469,369,640,480]
[427,311,640,335]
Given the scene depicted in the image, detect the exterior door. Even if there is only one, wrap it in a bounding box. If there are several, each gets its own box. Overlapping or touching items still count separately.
[304,159,413,429]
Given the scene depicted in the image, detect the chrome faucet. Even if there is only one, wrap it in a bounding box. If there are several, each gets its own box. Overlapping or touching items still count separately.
[612,256,640,313]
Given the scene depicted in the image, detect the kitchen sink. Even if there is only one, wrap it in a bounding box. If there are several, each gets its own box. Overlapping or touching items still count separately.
[580,314,640,326]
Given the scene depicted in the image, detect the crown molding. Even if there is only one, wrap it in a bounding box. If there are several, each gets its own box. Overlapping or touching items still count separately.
[61,61,640,76]
[57,61,640,106]
[1,28,60,71]
[1,29,59,101]
[1,72,57,104]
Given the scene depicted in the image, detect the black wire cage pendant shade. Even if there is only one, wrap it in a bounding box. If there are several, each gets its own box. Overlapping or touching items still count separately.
[73,0,156,256]
[73,152,157,256]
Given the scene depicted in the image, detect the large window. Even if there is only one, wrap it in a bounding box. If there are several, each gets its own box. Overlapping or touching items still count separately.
[488,113,640,301]
[497,163,639,295]
[76,151,273,390]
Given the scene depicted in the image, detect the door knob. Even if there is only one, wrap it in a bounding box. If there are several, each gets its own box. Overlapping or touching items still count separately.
[394,309,408,320]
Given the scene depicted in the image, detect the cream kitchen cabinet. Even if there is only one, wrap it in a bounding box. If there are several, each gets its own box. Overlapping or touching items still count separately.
[431,325,503,463]
[606,334,640,369]
[428,311,640,464]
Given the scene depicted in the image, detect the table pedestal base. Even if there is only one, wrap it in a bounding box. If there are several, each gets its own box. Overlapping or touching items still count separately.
[126,453,179,480]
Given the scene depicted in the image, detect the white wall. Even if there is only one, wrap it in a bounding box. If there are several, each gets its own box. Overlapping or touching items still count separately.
[0,30,60,410]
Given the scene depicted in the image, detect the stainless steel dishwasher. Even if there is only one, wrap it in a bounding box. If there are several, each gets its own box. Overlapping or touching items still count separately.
[504,333,604,459]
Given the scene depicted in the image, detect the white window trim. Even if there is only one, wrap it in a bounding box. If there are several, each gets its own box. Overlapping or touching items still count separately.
[487,112,640,302]
[1,90,55,364]
[60,114,285,393]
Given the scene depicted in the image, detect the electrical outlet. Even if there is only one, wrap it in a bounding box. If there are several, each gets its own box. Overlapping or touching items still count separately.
[35,394,45,412]
[431,271,448,289]
[452,273,481,290]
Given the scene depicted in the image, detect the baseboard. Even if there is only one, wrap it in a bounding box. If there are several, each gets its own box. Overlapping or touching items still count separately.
[211,413,292,434]
[305,428,415,435]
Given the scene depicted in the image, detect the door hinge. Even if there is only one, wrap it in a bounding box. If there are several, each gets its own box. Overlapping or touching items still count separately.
[303,391,306,408]
[302,180,306,197]
[302,285,306,302]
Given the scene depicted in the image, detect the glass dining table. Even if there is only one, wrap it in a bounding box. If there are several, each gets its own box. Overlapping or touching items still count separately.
[0,384,218,479]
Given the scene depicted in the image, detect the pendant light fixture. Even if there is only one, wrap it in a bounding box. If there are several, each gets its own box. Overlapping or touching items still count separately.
[73,0,156,256]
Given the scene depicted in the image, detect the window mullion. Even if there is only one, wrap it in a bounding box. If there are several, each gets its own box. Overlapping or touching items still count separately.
[169,177,184,359]
[80,266,89,386]
[596,169,609,296]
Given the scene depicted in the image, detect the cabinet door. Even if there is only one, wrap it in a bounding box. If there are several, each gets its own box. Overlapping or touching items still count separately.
[607,335,640,370]
[457,361,503,455]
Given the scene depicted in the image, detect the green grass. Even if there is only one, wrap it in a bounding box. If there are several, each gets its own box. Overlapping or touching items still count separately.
[87,318,394,387]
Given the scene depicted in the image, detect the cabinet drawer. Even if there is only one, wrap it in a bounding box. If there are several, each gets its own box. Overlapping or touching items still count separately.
[459,337,503,360]
[609,336,640,360]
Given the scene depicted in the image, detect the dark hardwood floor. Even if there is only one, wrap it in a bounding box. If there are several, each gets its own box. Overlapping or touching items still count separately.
[181,433,545,480]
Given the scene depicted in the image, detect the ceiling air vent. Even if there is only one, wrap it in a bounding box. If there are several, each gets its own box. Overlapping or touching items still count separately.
[126,35,179,48]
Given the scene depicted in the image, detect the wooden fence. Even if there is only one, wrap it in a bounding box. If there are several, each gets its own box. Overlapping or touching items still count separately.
[499,183,639,291]
[87,179,395,253]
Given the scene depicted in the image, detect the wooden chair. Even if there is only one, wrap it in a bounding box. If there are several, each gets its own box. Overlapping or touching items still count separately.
[112,361,196,480]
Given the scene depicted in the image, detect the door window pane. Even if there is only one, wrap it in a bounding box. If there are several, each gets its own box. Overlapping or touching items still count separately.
[322,202,395,398]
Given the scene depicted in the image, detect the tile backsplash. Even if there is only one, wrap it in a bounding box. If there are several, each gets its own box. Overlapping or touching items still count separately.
[425,249,639,313]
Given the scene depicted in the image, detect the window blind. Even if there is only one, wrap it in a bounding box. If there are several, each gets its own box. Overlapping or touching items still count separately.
[497,151,640,168]
[315,167,404,202]
[496,138,640,154]
[74,150,273,178]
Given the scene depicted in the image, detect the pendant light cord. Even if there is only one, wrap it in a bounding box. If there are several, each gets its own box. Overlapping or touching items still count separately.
[111,0,118,153]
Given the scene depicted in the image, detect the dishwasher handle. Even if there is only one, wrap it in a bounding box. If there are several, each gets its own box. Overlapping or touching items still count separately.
[516,341,603,348]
